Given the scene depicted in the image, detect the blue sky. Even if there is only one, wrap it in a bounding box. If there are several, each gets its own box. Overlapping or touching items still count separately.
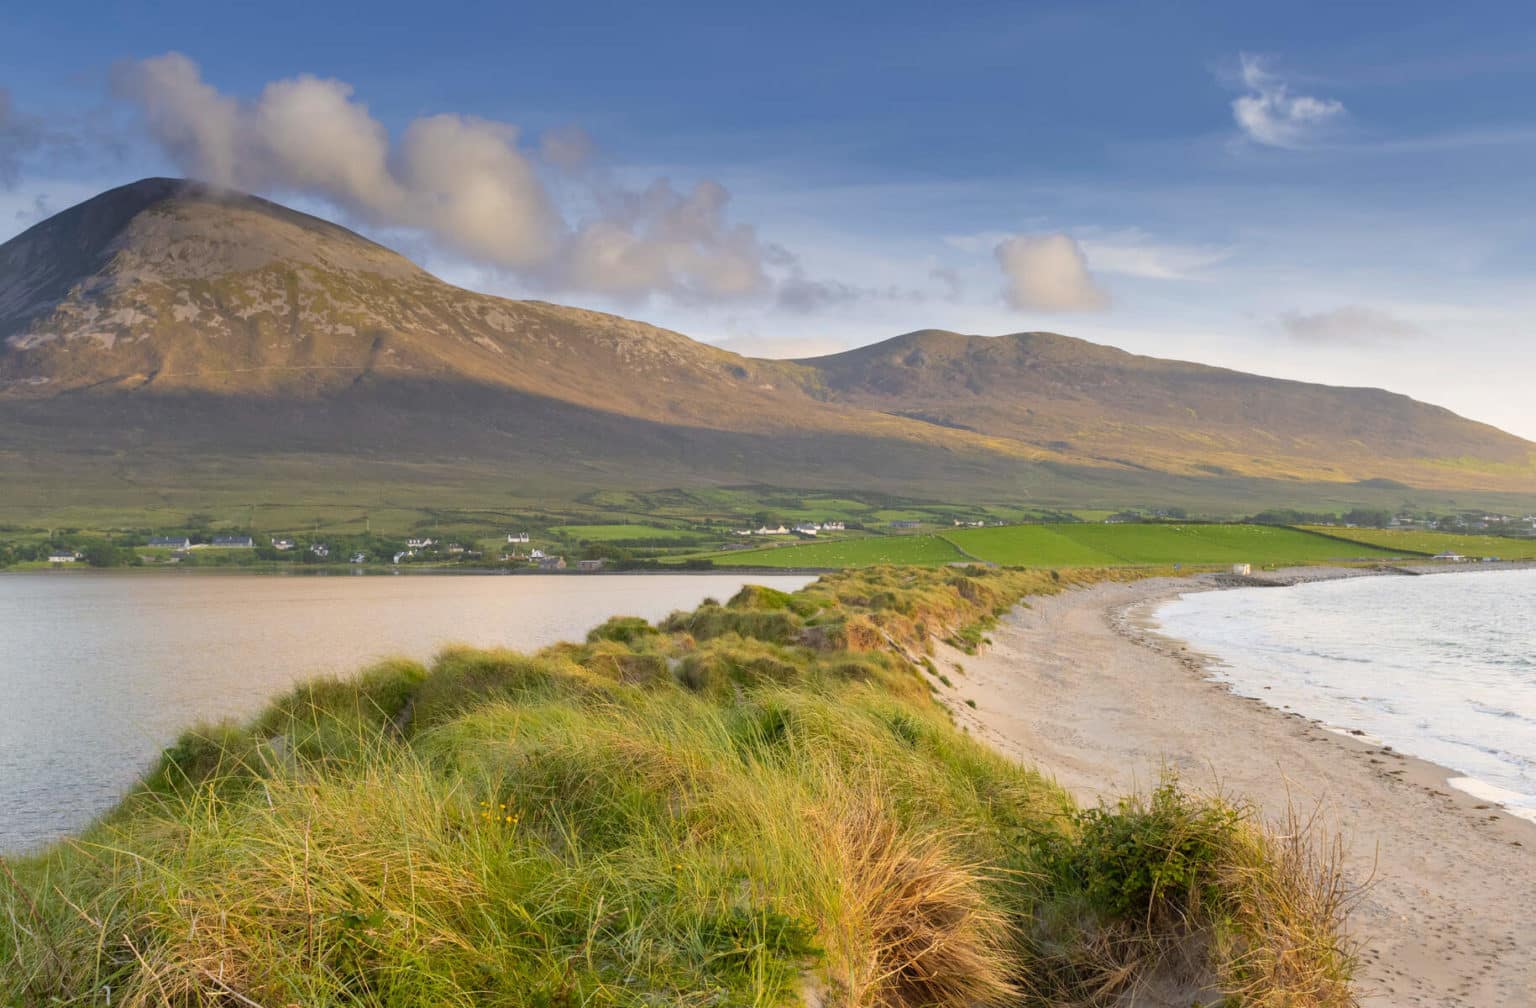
[4,0,1536,437]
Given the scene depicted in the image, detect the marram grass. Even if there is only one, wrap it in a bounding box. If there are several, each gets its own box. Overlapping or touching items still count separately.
[0,566,1360,1006]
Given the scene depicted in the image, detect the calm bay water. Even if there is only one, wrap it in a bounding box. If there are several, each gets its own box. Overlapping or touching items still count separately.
[1157,569,1536,820]
[0,571,811,851]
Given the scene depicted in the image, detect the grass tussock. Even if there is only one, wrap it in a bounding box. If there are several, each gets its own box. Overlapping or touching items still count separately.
[0,565,1361,1006]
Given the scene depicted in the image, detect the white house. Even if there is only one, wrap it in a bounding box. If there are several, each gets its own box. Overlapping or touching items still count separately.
[792,524,820,536]
[271,537,296,551]
[530,548,546,560]
[148,536,192,549]
[506,532,530,544]
[350,552,367,564]
[48,549,81,563]
[210,535,254,548]
[311,543,330,559]
[754,526,790,536]
[406,537,435,549]
[822,521,846,532]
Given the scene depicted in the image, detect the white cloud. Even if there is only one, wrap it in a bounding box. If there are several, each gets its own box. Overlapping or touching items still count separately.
[1277,305,1425,346]
[994,232,1107,312]
[1231,54,1345,149]
[112,53,773,301]
[1076,228,1232,279]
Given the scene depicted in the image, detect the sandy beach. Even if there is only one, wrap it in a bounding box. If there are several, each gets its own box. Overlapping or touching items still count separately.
[941,570,1536,1008]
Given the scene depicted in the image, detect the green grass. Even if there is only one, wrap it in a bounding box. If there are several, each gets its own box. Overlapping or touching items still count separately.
[552,523,703,542]
[710,535,970,568]
[714,523,1404,570]
[0,566,1359,1006]
[1301,526,1536,559]
[942,525,1125,566]
[984,523,1402,566]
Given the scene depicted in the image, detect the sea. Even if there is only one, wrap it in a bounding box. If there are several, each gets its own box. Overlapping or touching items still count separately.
[0,571,812,851]
[1157,568,1536,821]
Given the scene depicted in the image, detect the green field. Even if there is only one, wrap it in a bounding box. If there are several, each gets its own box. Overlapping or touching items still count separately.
[710,534,969,568]
[717,523,1406,569]
[981,523,1404,566]
[1302,526,1536,559]
[943,525,1125,566]
[551,523,701,542]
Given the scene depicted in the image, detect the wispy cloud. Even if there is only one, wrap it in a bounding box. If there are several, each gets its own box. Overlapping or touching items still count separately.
[995,233,1107,312]
[1278,305,1424,346]
[0,88,68,189]
[1076,228,1233,280]
[1231,54,1346,149]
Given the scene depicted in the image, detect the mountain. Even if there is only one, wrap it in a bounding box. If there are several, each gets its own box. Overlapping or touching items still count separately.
[798,329,1535,486]
[1,178,1533,520]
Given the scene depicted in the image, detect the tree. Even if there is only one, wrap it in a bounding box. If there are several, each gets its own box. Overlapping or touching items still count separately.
[82,542,127,567]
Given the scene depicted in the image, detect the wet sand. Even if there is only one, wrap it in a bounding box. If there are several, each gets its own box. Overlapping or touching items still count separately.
[939,571,1536,1007]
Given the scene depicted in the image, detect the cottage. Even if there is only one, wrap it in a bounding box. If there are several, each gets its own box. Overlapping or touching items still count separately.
[311,543,330,559]
[537,555,567,570]
[792,524,820,536]
[446,543,466,555]
[530,548,546,560]
[270,537,295,551]
[822,521,846,532]
[754,526,790,536]
[148,536,192,549]
[576,558,606,572]
[506,532,530,544]
[210,535,254,549]
[48,549,81,563]
[406,537,435,549]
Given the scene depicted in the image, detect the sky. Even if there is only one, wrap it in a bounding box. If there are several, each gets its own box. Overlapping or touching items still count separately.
[3,0,1535,438]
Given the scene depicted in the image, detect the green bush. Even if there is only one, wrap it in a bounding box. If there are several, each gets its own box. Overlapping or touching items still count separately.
[586,614,658,644]
[1042,778,1243,921]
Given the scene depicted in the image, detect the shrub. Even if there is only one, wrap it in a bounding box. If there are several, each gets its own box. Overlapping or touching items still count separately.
[586,614,658,644]
[410,647,591,728]
[1044,778,1243,922]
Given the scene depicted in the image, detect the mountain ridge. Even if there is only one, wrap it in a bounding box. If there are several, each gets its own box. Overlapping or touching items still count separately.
[1,177,1532,508]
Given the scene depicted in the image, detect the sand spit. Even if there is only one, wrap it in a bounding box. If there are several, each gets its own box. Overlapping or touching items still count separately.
[941,568,1536,1007]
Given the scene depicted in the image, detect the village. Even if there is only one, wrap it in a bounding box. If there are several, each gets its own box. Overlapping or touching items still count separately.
[13,505,1536,571]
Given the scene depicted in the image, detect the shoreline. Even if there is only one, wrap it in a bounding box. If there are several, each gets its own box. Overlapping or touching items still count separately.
[942,564,1536,1007]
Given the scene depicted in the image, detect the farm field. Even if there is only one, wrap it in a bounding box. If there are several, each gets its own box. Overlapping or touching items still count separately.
[714,523,1407,569]
[551,524,702,542]
[943,525,1125,566]
[1007,523,1405,566]
[707,534,969,568]
[1302,527,1536,559]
